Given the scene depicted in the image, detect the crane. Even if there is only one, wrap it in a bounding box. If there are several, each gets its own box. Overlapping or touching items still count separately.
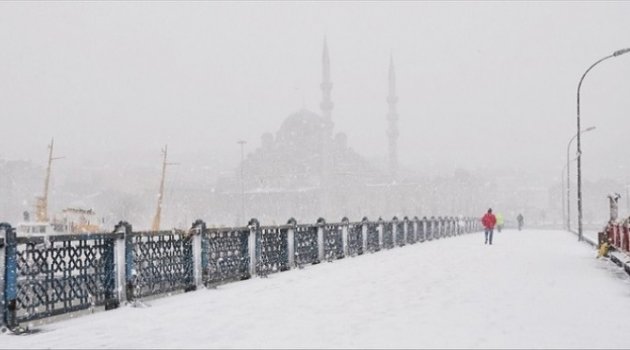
[151,145,178,231]
[35,138,64,222]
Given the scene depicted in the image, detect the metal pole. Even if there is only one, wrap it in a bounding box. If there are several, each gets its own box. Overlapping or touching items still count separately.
[577,48,630,242]
[566,138,573,231]
[561,166,566,230]
[563,156,581,231]
[566,127,595,232]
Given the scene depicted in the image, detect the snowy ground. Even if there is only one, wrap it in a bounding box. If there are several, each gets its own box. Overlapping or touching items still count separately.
[3,229,630,349]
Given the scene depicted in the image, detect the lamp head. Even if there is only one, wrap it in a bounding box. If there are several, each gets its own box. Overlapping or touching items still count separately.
[613,48,630,57]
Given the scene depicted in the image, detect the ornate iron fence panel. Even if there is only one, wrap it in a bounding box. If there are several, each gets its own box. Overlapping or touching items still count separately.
[405,218,416,245]
[346,223,363,256]
[12,233,117,323]
[382,221,394,249]
[428,217,436,240]
[256,226,289,276]
[203,228,250,286]
[446,217,452,237]
[294,225,319,267]
[433,217,441,239]
[395,219,405,246]
[323,224,344,261]
[451,217,459,236]
[366,221,380,252]
[129,230,194,299]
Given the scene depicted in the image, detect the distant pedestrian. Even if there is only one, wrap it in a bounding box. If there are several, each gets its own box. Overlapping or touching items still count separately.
[481,208,497,245]
[517,214,524,231]
[496,213,504,233]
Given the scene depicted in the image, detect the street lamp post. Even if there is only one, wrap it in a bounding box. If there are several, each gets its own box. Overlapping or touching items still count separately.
[577,48,630,241]
[238,140,247,225]
[566,126,595,232]
[562,155,580,230]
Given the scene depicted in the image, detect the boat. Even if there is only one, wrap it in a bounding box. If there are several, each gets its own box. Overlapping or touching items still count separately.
[16,138,102,236]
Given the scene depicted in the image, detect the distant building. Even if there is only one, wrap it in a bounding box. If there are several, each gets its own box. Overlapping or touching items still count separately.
[212,39,409,225]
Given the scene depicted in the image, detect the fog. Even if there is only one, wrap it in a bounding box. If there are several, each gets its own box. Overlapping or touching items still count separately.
[1,2,629,230]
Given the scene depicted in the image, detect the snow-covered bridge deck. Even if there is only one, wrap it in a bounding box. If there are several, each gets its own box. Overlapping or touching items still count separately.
[3,229,630,349]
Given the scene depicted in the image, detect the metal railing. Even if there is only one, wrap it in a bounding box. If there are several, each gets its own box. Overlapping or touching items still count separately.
[0,216,482,331]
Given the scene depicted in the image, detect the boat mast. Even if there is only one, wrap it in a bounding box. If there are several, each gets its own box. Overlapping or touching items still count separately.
[151,145,177,231]
[36,138,63,222]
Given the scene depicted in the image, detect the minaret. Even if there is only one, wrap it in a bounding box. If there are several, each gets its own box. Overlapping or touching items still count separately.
[320,37,334,122]
[387,55,399,182]
[319,37,334,217]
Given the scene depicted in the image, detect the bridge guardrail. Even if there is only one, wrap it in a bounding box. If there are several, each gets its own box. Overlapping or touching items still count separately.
[1,215,482,331]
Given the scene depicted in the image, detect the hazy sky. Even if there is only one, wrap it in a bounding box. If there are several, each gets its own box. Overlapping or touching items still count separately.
[1,1,629,186]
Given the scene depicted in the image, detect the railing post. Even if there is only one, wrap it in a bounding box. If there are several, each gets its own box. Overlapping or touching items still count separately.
[361,217,368,253]
[0,224,6,330]
[248,218,259,278]
[287,218,296,269]
[414,217,419,242]
[103,229,119,311]
[377,217,384,250]
[112,222,127,306]
[402,216,408,244]
[125,222,138,303]
[391,216,398,247]
[112,221,134,304]
[1,223,17,330]
[190,220,206,289]
[444,217,448,237]
[201,227,209,285]
[451,216,459,236]
[341,217,349,257]
[317,218,325,262]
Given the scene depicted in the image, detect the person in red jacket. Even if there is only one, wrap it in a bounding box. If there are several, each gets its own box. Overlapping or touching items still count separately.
[481,208,497,245]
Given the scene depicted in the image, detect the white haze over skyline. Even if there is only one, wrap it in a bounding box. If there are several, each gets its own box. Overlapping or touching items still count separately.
[1,1,629,224]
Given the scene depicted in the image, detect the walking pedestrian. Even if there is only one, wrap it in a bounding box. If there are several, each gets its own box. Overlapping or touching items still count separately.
[481,208,497,245]
[517,213,524,231]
